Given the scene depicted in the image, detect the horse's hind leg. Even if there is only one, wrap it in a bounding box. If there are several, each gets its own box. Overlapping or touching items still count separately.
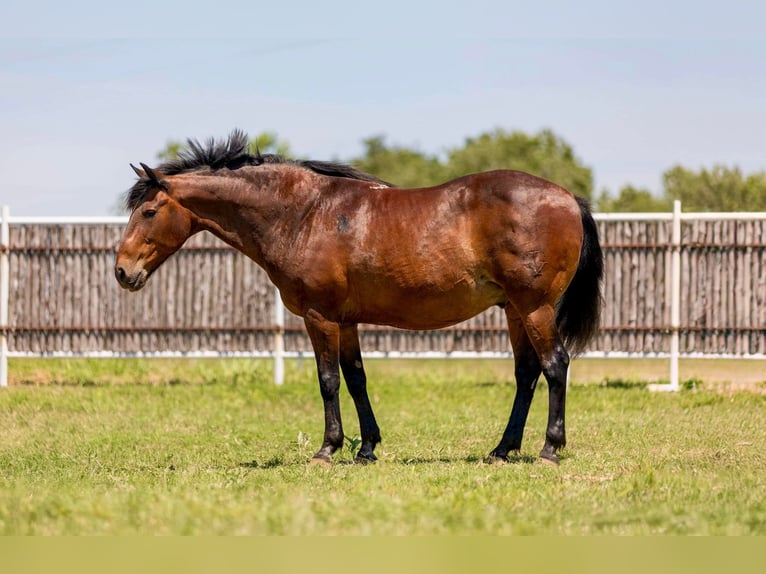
[520,304,570,465]
[339,324,381,463]
[489,308,543,461]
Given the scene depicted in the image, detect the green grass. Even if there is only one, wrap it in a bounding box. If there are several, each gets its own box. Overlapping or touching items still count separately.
[1,358,765,534]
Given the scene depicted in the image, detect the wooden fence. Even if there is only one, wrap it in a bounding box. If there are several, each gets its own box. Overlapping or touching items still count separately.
[1,204,765,387]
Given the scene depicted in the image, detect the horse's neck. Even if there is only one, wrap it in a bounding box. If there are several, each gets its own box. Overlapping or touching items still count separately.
[174,168,318,265]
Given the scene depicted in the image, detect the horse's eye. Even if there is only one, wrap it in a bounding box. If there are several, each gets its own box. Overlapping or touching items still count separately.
[142,209,157,219]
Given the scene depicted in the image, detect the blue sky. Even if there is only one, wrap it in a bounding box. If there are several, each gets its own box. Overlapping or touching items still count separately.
[1,1,765,215]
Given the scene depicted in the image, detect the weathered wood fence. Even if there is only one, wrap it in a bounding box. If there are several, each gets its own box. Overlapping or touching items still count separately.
[1,203,765,387]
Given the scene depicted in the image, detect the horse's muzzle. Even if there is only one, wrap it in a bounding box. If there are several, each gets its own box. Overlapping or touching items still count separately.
[114,264,148,291]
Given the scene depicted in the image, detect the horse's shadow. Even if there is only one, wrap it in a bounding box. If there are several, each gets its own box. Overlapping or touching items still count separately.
[397,453,539,465]
[239,458,300,469]
[239,452,540,469]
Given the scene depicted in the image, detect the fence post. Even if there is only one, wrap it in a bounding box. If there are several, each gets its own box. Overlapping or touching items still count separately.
[669,200,681,391]
[0,206,9,388]
[649,200,681,393]
[274,286,285,385]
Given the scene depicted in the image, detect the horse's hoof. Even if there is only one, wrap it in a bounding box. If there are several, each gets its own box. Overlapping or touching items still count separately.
[309,456,332,467]
[538,452,560,466]
[354,450,377,464]
[485,454,509,465]
[484,449,511,464]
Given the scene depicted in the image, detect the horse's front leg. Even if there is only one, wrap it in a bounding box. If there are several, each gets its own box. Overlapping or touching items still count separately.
[303,309,344,464]
[339,324,381,463]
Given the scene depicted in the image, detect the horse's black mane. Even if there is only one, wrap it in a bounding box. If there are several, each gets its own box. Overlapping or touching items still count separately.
[125,129,392,211]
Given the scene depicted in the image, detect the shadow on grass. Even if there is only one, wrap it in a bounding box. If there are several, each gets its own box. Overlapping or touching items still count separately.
[15,377,193,387]
[239,457,365,469]
[240,451,547,469]
[239,457,299,469]
[398,453,539,465]
[600,379,650,389]
[16,379,102,387]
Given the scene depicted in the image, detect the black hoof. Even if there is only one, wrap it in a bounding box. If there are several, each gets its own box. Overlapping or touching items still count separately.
[488,445,521,463]
[485,454,509,465]
[354,451,377,464]
[309,455,333,467]
[539,450,560,466]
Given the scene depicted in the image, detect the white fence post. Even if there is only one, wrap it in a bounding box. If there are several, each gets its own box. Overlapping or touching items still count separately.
[0,206,9,388]
[648,200,682,393]
[669,200,682,391]
[274,286,285,385]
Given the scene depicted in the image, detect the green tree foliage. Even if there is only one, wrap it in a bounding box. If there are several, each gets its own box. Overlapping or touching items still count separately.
[155,132,292,162]
[663,164,766,212]
[351,136,446,188]
[250,131,292,157]
[597,185,672,212]
[598,165,766,212]
[445,129,594,199]
[157,141,184,162]
[155,128,593,198]
[352,129,594,198]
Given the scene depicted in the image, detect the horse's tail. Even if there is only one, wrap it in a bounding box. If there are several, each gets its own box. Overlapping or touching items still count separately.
[556,196,604,356]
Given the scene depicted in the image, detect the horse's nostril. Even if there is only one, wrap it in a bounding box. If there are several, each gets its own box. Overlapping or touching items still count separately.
[116,266,127,283]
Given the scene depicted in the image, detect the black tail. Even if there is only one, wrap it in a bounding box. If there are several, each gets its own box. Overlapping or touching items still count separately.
[556,196,604,356]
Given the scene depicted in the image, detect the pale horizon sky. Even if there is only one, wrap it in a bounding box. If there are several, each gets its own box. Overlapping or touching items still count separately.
[2,1,765,215]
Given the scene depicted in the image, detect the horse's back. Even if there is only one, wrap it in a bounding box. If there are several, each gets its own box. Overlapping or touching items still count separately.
[305,169,584,328]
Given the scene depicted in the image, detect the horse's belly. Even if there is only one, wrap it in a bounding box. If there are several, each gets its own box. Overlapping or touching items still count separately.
[353,277,505,330]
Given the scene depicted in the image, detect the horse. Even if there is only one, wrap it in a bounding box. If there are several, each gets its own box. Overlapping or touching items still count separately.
[115,130,603,466]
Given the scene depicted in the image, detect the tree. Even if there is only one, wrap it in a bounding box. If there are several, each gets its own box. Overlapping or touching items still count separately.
[596,185,672,212]
[249,131,292,157]
[663,164,766,212]
[351,136,445,188]
[155,131,292,162]
[444,129,594,199]
[352,129,594,197]
[157,141,184,162]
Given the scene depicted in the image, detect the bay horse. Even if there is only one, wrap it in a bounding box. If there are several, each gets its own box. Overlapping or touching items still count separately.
[115,130,603,465]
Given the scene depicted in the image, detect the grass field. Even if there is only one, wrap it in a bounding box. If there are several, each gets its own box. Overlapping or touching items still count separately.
[1,357,765,535]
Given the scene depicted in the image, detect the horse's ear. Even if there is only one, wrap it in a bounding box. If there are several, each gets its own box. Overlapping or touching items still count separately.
[130,163,144,178]
[139,162,168,190]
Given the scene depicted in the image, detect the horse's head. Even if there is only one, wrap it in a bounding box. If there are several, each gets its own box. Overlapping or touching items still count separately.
[115,163,194,291]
